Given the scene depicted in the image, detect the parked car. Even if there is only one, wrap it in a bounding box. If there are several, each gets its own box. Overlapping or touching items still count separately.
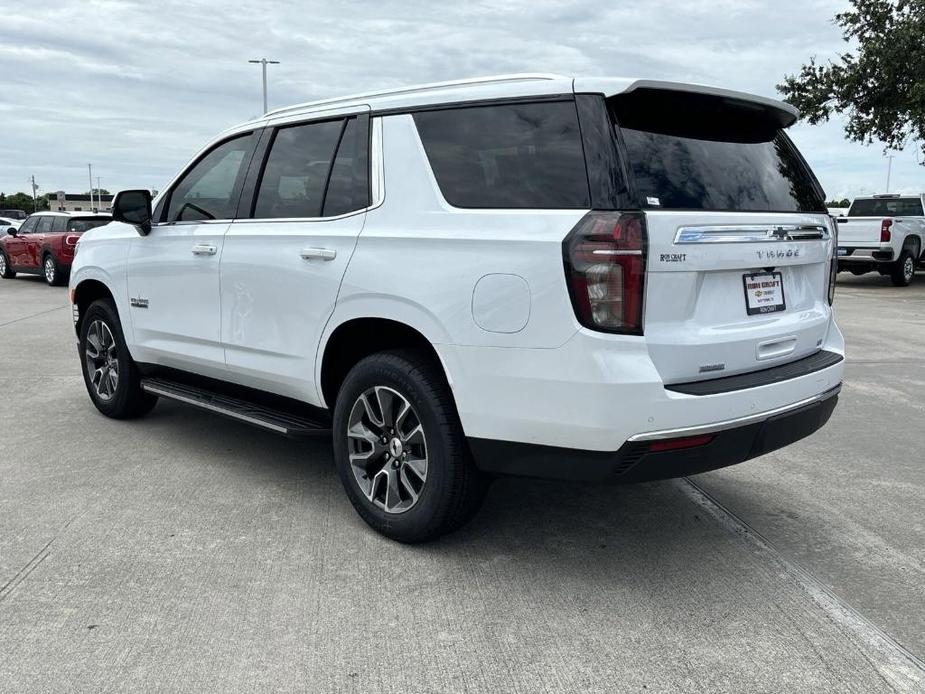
[836,194,925,285]
[0,217,21,231]
[69,74,844,542]
[0,211,111,285]
[0,209,27,220]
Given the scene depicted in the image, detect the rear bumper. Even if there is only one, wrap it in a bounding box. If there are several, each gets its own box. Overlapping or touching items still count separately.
[469,385,840,482]
[837,246,894,262]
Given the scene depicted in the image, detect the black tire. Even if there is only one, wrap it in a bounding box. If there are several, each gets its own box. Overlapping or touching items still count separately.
[889,250,916,287]
[78,299,158,419]
[332,350,488,543]
[43,253,65,286]
[0,250,15,279]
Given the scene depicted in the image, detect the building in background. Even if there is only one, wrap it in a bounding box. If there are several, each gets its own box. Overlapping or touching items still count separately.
[51,191,113,212]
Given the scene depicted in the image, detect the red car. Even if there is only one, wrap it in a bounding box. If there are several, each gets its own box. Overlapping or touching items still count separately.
[0,212,110,286]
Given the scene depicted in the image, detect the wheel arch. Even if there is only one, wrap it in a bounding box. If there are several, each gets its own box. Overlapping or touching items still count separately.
[318,316,453,410]
[901,234,922,258]
[73,278,117,335]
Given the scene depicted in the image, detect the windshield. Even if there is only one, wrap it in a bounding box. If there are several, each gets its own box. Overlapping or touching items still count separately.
[67,217,110,233]
[848,198,923,217]
[610,91,826,213]
[0,209,26,220]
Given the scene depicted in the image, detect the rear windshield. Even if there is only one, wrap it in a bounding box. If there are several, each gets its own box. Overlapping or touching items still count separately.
[848,198,923,217]
[611,90,826,213]
[413,101,590,209]
[67,217,110,232]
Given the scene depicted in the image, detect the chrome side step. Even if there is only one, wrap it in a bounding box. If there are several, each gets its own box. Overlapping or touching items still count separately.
[140,378,331,438]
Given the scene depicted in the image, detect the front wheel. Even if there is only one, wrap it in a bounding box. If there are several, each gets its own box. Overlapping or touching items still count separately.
[890,250,916,287]
[78,299,158,419]
[0,251,15,279]
[332,350,487,543]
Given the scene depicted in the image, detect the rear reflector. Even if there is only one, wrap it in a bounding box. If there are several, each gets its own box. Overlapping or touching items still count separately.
[563,211,647,334]
[648,434,714,452]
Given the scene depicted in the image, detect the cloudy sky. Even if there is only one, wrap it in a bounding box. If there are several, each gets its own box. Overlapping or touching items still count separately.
[1,0,922,201]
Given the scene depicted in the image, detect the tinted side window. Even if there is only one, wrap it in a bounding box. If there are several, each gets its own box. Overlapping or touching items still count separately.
[323,117,370,216]
[52,216,67,233]
[254,120,344,219]
[166,133,254,222]
[18,217,38,234]
[413,101,590,209]
[36,216,55,233]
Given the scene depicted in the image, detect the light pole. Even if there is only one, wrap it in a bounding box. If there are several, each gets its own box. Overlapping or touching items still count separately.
[248,58,280,114]
[885,153,895,193]
[88,163,95,211]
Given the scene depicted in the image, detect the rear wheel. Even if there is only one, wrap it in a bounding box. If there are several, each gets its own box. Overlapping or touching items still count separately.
[43,253,65,286]
[890,250,916,287]
[332,350,487,543]
[79,299,158,419]
[0,251,14,279]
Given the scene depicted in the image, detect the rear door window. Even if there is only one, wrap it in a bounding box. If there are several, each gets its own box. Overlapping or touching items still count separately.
[322,117,370,217]
[413,101,590,209]
[848,198,924,217]
[611,90,826,213]
[36,216,55,233]
[253,119,344,219]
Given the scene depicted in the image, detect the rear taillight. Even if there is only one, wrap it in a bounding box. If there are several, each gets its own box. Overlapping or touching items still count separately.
[880,219,893,242]
[64,234,80,246]
[563,211,647,334]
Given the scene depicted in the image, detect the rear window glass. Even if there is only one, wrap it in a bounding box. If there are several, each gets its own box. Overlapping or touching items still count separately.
[414,101,590,209]
[848,198,923,217]
[67,217,110,232]
[611,91,826,213]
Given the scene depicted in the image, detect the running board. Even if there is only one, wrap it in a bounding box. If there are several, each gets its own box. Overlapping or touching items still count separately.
[140,378,331,438]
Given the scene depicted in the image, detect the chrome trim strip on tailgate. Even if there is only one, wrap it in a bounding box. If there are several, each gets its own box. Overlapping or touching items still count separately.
[675,224,829,244]
[628,384,841,442]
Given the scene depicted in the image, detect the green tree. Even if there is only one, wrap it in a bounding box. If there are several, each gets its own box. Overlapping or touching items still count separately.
[85,188,111,196]
[0,192,48,214]
[778,0,925,162]
[825,198,851,208]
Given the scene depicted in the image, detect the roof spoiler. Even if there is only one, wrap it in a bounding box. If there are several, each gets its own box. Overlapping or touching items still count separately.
[577,78,799,129]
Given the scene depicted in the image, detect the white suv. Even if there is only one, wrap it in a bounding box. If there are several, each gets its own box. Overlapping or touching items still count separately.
[69,74,844,542]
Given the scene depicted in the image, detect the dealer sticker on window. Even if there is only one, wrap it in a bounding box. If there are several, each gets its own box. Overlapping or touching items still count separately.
[742,272,785,315]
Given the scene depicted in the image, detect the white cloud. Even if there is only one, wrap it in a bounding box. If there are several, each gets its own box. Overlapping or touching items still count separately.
[0,0,922,198]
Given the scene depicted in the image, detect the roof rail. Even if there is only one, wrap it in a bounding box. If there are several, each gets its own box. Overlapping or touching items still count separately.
[263,73,568,118]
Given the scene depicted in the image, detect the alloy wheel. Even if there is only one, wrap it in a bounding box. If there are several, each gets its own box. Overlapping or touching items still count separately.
[904,256,915,282]
[0,254,6,275]
[84,320,119,401]
[347,386,428,514]
[44,257,55,283]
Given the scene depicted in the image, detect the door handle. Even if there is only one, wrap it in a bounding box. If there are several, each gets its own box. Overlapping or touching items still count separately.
[191,243,217,256]
[300,247,337,261]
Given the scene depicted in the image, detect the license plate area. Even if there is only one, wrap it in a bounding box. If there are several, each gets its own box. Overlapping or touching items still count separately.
[743,272,785,315]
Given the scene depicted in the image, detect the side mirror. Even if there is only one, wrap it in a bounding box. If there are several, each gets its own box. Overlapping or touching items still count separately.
[112,189,153,235]
[6,228,16,236]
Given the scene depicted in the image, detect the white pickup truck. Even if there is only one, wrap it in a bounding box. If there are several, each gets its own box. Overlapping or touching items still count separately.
[836,194,925,286]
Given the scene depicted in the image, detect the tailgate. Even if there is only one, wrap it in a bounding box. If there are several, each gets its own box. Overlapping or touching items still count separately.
[837,218,881,246]
[643,211,834,384]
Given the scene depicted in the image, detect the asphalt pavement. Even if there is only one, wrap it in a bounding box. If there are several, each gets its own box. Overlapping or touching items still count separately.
[0,271,923,693]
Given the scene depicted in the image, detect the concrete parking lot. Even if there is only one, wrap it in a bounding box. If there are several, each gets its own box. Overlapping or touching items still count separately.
[1,272,923,693]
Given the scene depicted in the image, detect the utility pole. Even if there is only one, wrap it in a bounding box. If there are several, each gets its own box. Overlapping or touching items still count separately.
[885,153,895,193]
[248,58,280,114]
[30,175,38,212]
[88,163,95,211]
[97,176,102,209]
